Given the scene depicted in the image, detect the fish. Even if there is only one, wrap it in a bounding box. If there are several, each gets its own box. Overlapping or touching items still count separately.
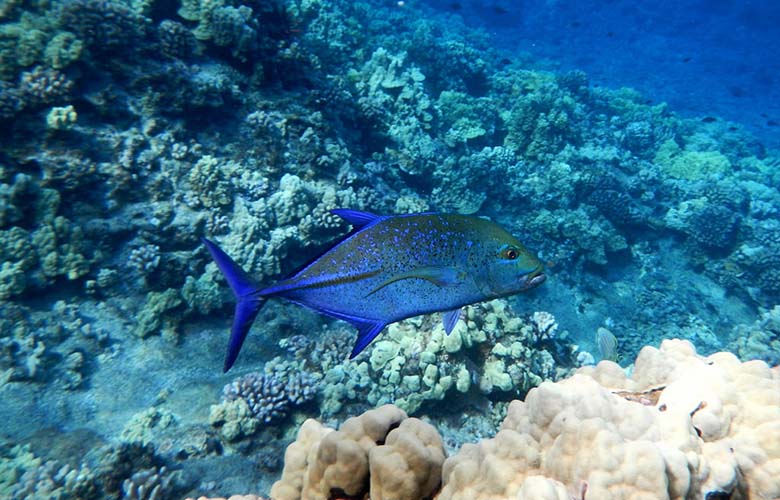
[596,327,619,362]
[203,209,546,372]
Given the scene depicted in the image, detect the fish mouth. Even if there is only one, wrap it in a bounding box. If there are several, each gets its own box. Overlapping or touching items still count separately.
[521,269,546,290]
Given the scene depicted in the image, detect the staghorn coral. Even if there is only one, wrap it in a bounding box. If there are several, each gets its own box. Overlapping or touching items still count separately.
[270,404,445,500]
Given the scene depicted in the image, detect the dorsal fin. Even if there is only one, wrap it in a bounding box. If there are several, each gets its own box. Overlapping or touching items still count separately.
[330,208,383,229]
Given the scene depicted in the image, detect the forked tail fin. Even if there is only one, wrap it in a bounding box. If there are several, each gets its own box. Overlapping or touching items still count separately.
[202,238,266,372]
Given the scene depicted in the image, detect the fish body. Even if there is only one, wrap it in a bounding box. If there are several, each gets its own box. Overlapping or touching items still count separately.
[596,327,619,362]
[204,209,546,371]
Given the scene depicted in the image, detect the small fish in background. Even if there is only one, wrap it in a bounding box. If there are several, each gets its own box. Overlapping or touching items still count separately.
[203,209,546,371]
[596,326,619,363]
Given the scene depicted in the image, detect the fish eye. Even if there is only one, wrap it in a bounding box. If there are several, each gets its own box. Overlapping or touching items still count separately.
[503,247,519,260]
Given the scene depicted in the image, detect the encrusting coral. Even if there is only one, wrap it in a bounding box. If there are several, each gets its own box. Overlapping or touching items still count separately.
[213,339,779,500]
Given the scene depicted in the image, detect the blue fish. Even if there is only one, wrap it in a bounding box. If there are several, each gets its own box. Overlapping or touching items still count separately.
[203,209,546,371]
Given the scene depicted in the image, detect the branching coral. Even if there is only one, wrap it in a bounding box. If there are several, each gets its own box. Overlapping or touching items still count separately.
[221,358,320,424]
[0,445,99,499]
[209,357,320,442]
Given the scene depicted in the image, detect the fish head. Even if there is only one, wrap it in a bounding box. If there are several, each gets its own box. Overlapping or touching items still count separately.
[483,236,546,297]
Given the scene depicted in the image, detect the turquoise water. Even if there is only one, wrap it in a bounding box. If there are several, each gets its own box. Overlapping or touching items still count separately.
[1,0,778,498]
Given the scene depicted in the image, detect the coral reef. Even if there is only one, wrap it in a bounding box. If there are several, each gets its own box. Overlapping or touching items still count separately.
[316,302,582,416]
[0,444,99,500]
[219,339,779,500]
[1,0,780,497]
[729,306,780,367]
[0,439,181,500]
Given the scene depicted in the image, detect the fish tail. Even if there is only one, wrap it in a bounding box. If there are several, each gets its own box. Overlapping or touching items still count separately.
[202,238,267,372]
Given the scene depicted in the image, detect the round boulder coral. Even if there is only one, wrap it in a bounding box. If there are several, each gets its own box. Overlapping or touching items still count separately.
[688,204,740,251]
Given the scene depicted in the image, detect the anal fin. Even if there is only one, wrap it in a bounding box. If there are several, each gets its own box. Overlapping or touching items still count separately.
[349,319,387,359]
[442,308,462,336]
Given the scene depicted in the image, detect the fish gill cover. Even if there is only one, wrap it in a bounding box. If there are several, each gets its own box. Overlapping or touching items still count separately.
[0,0,778,499]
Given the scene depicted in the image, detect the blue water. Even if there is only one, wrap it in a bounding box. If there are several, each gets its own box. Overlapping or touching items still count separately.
[1,0,778,498]
[429,0,780,150]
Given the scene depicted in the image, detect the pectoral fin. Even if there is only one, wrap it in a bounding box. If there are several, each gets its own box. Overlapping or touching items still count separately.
[330,208,383,228]
[367,266,466,296]
[442,308,462,335]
